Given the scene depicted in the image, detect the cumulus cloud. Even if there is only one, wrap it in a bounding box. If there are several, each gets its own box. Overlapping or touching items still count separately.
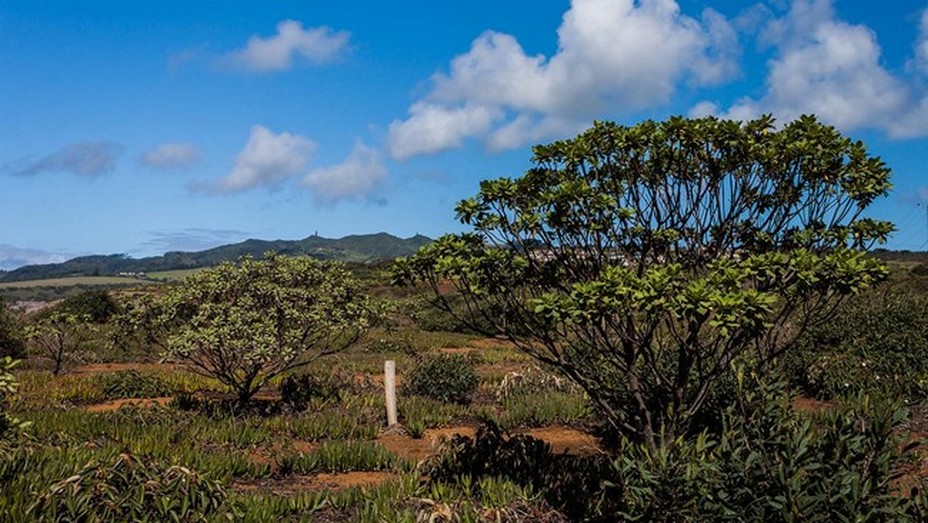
[387,0,739,158]
[141,228,250,254]
[139,143,201,170]
[388,103,501,160]
[712,0,908,131]
[694,0,928,140]
[4,141,122,177]
[225,20,350,73]
[210,125,316,193]
[0,245,72,271]
[303,142,387,202]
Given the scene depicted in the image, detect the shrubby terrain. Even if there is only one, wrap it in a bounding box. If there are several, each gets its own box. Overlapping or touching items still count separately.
[3,116,928,521]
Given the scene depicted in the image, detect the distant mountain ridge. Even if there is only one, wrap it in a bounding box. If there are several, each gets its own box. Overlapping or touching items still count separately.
[0,233,432,283]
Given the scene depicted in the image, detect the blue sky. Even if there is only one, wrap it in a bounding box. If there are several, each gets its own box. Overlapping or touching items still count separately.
[3,0,928,269]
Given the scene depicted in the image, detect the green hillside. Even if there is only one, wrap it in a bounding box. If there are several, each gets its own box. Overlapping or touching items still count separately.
[0,233,431,283]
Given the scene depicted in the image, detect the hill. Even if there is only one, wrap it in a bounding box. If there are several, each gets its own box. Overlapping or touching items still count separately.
[0,233,432,283]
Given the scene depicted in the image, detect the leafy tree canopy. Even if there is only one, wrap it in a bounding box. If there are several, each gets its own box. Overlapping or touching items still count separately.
[157,253,379,405]
[395,115,892,448]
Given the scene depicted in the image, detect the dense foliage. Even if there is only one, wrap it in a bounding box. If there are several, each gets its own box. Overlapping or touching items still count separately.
[156,254,378,405]
[28,453,234,522]
[0,298,25,359]
[397,115,892,448]
[53,289,120,324]
[407,354,480,405]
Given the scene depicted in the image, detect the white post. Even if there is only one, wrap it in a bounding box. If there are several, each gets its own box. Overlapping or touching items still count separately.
[384,360,397,426]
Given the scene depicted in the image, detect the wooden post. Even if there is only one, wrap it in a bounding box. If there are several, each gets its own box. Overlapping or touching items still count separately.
[384,360,397,426]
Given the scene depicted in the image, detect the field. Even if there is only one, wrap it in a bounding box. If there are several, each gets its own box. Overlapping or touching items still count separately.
[0,276,151,289]
[145,268,207,281]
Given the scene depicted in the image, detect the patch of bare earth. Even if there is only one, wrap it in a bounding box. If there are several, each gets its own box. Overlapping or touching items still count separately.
[377,426,477,462]
[360,373,403,388]
[85,397,173,413]
[792,396,834,414]
[467,338,516,350]
[520,427,602,456]
[233,472,395,495]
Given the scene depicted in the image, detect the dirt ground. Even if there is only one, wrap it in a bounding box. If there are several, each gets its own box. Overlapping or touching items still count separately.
[233,471,397,495]
[84,397,174,413]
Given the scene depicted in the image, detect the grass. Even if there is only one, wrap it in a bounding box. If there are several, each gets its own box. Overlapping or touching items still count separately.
[1,314,596,521]
[145,268,207,281]
[0,276,153,289]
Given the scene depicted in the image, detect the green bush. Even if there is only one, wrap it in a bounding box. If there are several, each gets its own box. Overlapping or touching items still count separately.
[424,422,616,519]
[280,371,346,409]
[96,370,172,400]
[27,452,237,521]
[785,287,928,401]
[612,374,928,522]
[406,354,479,405]
[34,289,120,324]
[426,372,928,522]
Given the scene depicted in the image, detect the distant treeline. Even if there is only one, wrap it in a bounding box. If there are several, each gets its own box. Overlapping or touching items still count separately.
[871,249,928,264]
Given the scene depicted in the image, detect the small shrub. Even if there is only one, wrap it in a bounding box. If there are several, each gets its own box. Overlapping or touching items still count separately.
[425,422,615,520]
[96,370,172,399]
[280,372,347,410]
[28,452,237,521]
[407,354,479,405]
[56,289,120,324]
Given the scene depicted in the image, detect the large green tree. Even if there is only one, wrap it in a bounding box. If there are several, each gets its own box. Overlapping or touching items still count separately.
[157,254,377,405]
[396,115,893,449]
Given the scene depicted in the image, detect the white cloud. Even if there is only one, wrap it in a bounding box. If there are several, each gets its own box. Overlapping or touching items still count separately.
[719,1,908,130]
[303,142,387,201]
[702,0,928,139]
[0,245,72,271]
[388,102,501,160]
[4,141,122,178]
[387,0,739,158]
[213,125,316,193]
[226,20,350,73]
[139,143,201,170]
[687,100,719,118]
